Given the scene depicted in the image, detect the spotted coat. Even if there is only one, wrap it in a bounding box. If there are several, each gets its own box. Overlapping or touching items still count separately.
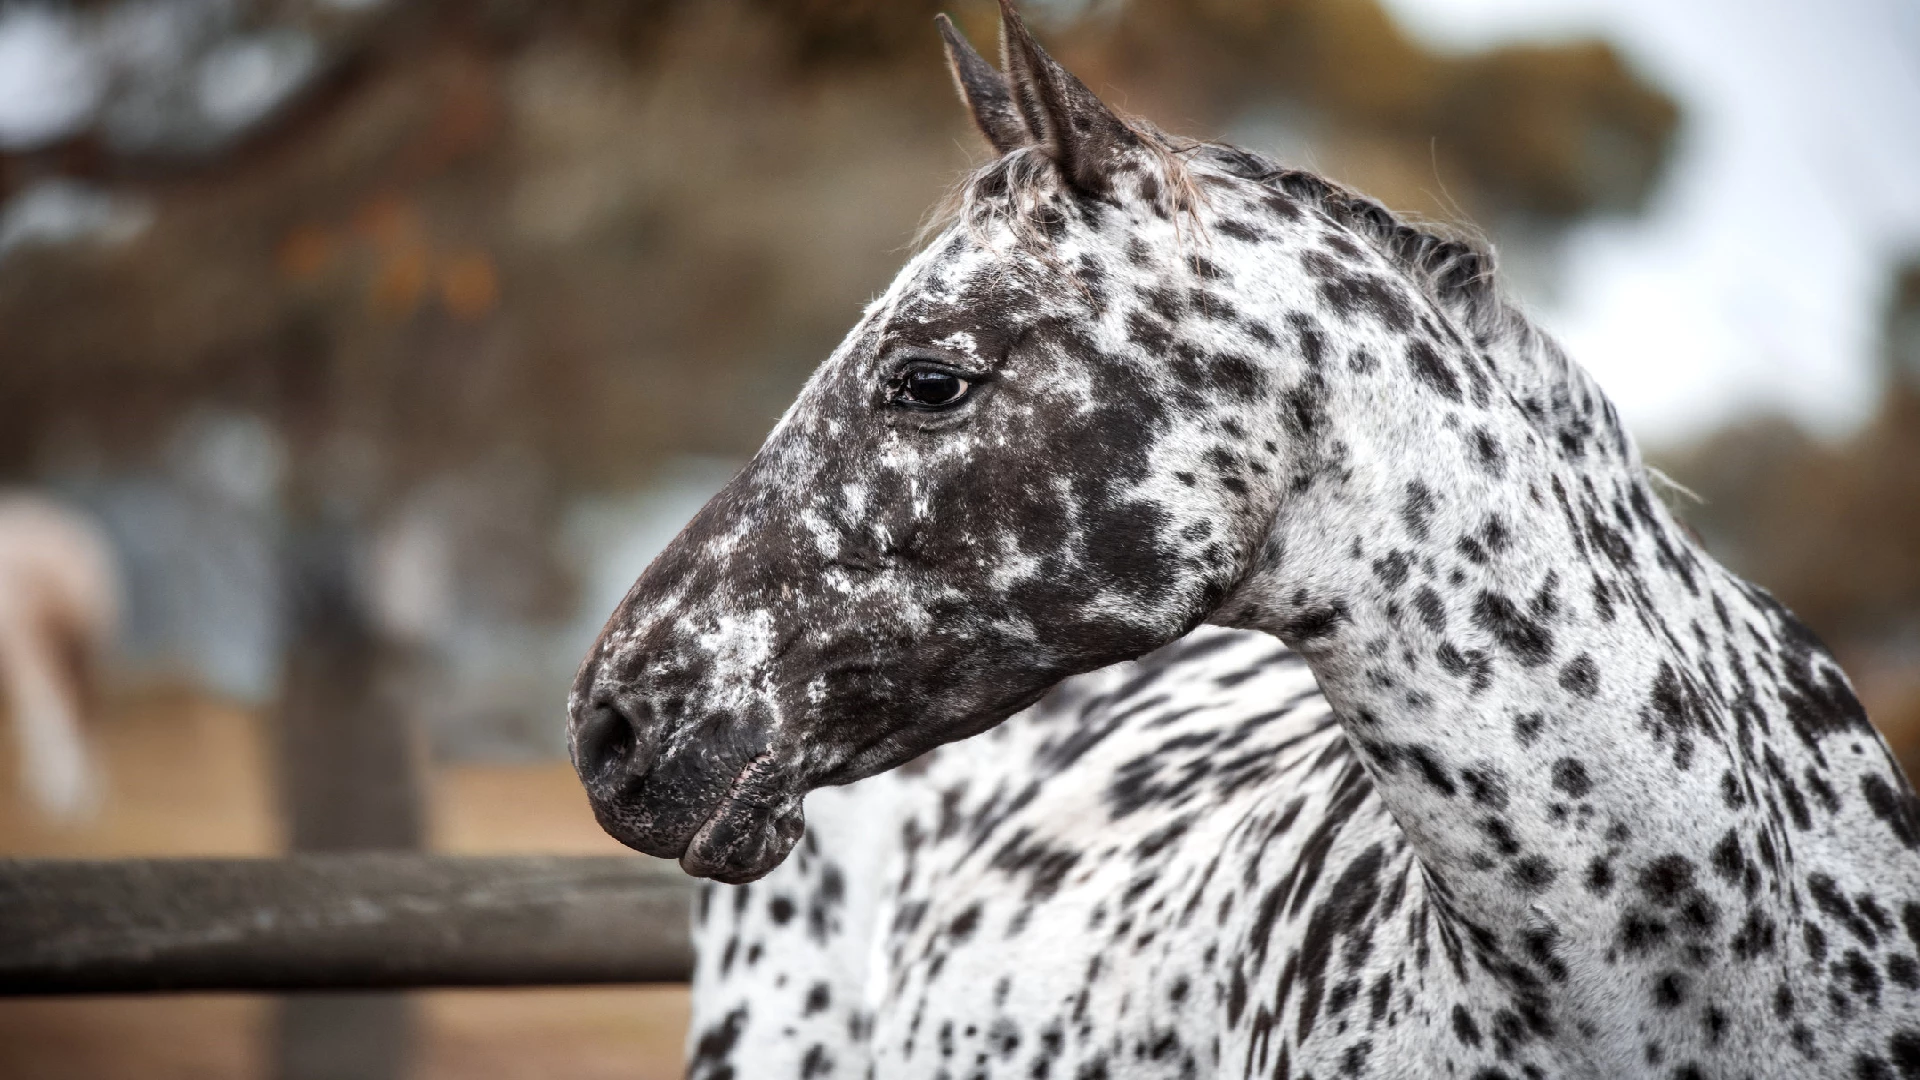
[568,6,1920,1077]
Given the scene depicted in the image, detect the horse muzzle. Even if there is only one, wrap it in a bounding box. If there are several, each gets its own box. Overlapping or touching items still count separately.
[569,690,804,882]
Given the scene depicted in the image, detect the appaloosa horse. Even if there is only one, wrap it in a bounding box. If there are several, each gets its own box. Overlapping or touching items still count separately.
[570,5,1920,1076]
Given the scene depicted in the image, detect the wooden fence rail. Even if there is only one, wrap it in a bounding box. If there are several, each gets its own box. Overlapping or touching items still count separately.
[0,854,698,995]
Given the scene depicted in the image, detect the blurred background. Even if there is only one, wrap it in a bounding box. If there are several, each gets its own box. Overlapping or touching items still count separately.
[0,0,1914,1076]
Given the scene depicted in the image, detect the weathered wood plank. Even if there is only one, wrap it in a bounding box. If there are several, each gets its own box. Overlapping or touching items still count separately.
[0,854,697,994]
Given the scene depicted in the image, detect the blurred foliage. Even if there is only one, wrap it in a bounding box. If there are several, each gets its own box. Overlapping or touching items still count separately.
[1656,260,1920,768]
[1660,262,1920,645]
[1090,0,1676,219]
[0,0,1677,499]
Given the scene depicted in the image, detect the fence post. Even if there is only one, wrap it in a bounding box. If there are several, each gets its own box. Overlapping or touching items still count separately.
[276,522,426,1080]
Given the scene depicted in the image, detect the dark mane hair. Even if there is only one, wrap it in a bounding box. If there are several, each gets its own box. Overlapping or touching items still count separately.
[1185,141,1513,344]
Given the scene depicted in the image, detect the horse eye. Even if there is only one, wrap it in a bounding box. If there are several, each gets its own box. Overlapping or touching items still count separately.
[897,369,971,408]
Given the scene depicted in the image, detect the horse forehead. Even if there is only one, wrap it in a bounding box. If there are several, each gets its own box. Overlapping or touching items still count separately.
[881,244,1040,353]
[879,206,1157,337]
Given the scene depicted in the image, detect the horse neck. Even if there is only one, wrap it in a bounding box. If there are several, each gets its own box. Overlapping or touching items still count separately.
[1215,302,1858,940]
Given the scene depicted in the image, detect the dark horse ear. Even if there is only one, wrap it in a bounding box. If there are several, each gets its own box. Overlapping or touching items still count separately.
[994,0,1139,196]
[936,14,1028,154]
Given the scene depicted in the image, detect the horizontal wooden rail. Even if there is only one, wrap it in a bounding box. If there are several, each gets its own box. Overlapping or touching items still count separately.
[0,854,698,995]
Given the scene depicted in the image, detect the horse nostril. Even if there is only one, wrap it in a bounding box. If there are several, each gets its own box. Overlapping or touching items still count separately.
[573,695,656,789]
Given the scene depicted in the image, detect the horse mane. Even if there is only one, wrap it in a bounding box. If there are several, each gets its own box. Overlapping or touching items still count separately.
[1188,142,1518,343]
[931,127,1512,339]
[1196,149,1634,464]
[929,128,1636,468]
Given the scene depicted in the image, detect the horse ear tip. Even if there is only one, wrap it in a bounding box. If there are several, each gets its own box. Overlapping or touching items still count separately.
[935,12,969,48]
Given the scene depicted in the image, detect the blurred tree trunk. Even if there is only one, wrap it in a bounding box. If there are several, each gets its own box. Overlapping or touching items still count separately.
[274,517,424,1080]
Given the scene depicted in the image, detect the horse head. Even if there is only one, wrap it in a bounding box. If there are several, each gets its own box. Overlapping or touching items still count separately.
[568,1,1471,881]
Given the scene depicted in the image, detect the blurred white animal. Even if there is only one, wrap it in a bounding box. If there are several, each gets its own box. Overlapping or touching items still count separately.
[0,494,119,819]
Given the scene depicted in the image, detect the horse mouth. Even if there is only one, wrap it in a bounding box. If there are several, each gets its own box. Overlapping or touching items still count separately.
[675,753,805,884]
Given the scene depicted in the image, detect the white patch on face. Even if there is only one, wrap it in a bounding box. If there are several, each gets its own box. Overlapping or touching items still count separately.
[703,507,761,558]
[988,532,1044,592]
[696,608,780,718]
[934,330,982,361]
[841,483,869,517]
[800,506,842,558]
[873,442,921,479]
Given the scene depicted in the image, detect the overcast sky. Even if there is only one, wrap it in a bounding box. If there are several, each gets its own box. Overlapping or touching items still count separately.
[1380,0,1920,445]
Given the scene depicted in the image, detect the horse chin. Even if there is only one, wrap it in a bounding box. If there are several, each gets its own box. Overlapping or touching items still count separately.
[677,789,807,883]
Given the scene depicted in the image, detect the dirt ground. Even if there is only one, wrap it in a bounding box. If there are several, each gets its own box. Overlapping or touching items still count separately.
[0,689,690,1080]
